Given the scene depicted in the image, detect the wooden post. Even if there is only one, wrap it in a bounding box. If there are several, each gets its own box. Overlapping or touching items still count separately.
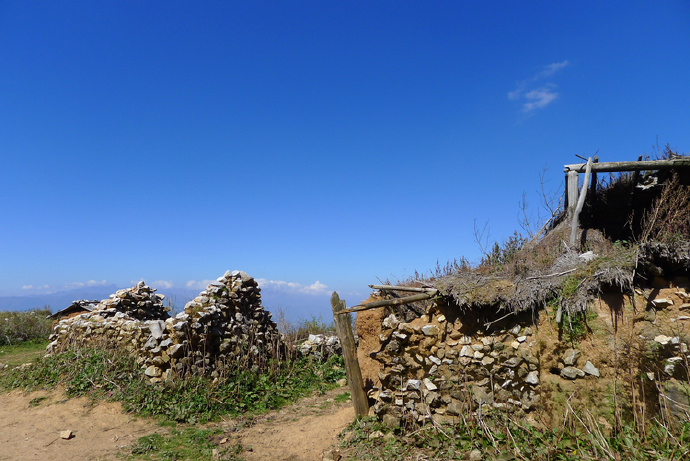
[588,156,598,222]
[331,291,369,417]
[567,170,579,220]
[570,158,593,246]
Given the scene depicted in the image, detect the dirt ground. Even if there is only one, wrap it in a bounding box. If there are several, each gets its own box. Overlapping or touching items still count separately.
[0,389,164,461]
[226,385,354,461]
[0,385,354,461]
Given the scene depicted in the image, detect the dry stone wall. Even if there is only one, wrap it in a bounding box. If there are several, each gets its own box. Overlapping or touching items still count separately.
[47,271,283,380]
[362,278,690,427]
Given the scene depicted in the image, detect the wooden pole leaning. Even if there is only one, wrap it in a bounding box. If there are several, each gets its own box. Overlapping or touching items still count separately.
[330,291,369,417]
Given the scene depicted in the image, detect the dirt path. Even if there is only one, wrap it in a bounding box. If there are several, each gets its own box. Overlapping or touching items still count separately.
[224,386,354,461]
[0,385,355,461]
[0,389,164,461]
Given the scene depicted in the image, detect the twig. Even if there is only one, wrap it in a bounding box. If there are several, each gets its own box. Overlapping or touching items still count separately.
[525,268,577,280]
[484,310,516,328]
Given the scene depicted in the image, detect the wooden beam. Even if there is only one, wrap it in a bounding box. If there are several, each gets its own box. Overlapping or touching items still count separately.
[330,292,369,417]
[564,158,690,173]
[335,291,437,315]
[368,284,438,293]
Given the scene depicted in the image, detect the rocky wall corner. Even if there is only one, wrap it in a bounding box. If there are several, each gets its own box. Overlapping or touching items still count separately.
[47,271,284,381]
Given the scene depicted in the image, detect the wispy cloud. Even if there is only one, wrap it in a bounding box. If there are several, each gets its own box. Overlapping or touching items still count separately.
[509,60,569,114]
[22,284,50,290]
[185,279,216,290]
[151,280,174,289]
[64,280,109,289]
[256,279,329,295]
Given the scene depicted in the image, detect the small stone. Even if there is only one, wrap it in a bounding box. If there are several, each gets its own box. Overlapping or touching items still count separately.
[561,366,585,380]
[563,348,581,366]
[510,341,520,349]
[517,336,527,343]
[460,345,473,357]
[582,361,600,377]
[473,351,485,359]
[481,356,495,366]
[60,430,73,440]
[406,379,422,391]
[652,298,673,308]
[469,449,482,461]
[337,378,348,387]
[144,366,162,378]
[437,315,446,322]
[510,325,521,335]
[655,335,672,345]
[368,430,385,440]
[525,371,539,385]
[423,378,437,391]
[422,324,440,336]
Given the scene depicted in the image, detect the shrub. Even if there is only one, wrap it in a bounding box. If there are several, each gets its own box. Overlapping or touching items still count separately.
[0,308,52,346]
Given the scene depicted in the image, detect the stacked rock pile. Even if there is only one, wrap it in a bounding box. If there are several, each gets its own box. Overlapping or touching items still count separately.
[99,281,169,320]
[298,334,342,361]
[369,313,542,427]
[47,271,284,381]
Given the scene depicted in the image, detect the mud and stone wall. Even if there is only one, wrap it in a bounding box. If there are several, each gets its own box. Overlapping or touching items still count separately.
[359,276,690,427]
[47,271,283,381]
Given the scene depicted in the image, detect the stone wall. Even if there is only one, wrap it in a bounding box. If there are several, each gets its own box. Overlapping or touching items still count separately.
[360,278,690,427]
[47,271,283,380]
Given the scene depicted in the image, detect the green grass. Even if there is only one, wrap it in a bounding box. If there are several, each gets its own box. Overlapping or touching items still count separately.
[0,339,49,367]
[0,344,346,424]
[129,427,244,461]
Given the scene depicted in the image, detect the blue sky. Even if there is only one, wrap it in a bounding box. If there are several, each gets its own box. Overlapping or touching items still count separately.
[1,2,689,316]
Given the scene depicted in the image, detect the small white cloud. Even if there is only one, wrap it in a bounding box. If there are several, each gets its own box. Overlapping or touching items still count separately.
[65,280,108,289]
[22,284,50,290]
[151,280,174,289]
[185,279,216,290]
[256,279,330,295]
[538,60,569,78]
[509,61,569,114]
[523,86,558,112]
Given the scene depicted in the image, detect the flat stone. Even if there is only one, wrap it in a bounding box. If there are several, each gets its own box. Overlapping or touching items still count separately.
[561,366,585,380]
[655,335,672,345]
[563,348,581,366]
[144,366,162,378]
[481,356,495,366]
[460,345,473,357]
[582,361,600,377]
[406,379,422,391]
[525,371,539,385]
[423,378,437,391]
[422,324,440,336]
[652,298,674,308]
[60,430,73,440]
[504,357,522,368]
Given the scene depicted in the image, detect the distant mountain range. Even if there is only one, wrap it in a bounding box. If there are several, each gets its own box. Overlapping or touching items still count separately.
[0,284,344,325]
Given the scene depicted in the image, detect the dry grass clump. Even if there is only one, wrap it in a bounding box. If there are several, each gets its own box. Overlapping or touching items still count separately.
[0,308,52,346]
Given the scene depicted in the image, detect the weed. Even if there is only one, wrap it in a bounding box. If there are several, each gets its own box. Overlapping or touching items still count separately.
[0,309,52,346]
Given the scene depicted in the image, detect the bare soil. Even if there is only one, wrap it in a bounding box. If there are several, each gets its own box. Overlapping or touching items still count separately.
[0,384,355,461]
[223,385,354,461]
[0,389,165,461]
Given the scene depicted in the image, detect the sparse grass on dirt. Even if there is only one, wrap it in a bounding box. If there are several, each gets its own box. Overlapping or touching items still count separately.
[339,415,690,461]
[0,339,49,367]
[0,343,346,424]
